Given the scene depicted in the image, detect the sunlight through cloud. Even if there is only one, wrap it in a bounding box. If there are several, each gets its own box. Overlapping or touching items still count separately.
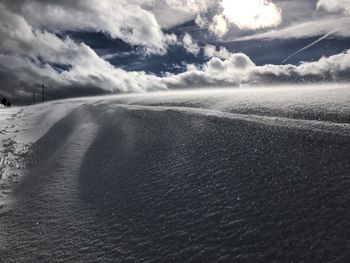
[221,0,282,30]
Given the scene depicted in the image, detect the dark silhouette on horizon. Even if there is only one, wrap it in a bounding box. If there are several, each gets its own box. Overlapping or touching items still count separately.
[1,97,11,107]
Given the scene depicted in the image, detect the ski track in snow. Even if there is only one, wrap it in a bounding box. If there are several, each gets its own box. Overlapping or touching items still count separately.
[0,101,85,201]
[0,107,31,198]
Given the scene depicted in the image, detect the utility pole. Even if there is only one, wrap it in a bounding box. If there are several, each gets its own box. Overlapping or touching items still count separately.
[42,84,45,103]
[33,91,36,105]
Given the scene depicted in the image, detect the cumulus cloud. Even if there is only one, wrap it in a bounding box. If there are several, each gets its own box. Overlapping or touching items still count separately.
[2,0,348,45]
[0,3,167,102]
[0,48,166,102]
[162,46,350,88]
[2,0,178,54]
[0,0,350,104]
[195,14,208,28]
[204,45,233,60]
[182,33,200,55]
[208,0,282,37]
[209,15,229,37]
[2,26,350,103]
[221,0,282,30]
[0,5,81,65]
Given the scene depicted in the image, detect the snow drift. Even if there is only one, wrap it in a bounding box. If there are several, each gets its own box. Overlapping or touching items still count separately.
[1,84,350,262]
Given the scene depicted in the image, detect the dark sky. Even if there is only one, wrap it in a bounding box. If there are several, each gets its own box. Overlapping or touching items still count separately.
[0,0,349,104]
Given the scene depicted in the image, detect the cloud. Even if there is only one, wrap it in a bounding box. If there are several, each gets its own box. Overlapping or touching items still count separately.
[317,0,350,14]
[204,45,233,60]
[217,0,350,41]
[231,17,350,41]
[162,46,350,88]
[2,31,350,103]
[144,0,215,29]
[1,0,350,104]
[0,4,167,102]
[209,15,229,37]
[221,0,282,30]
[0,49,166,100]
[161,47,261,88]
[2,0,178,55]
[0,4,82,65]
[3,0,347,51]
[182,33,200,55]
[208,0,281,37]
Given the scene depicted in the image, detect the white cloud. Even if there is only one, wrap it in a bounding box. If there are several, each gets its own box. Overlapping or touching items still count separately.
[162,47,350,88]
[3,0,177,55]
[296,49,350,76]
[209,14,229,37]
[317,0,350,14]
[2,24,350,102]
[0,4,166,97]
[207,0,282,37]
[0,4,81,65]
[162,48,257,87]
[182,33,200,56]
[1,1,350,103]
[221,0,282,30]
[144,0,215,29]
[195,14,208,28]
[231,17,350,41]
[222,0,350,42]
[204,45,233,60]
[204,45,217,58]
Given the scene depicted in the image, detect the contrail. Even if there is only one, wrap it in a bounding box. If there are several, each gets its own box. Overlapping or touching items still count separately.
[282,29,338,63]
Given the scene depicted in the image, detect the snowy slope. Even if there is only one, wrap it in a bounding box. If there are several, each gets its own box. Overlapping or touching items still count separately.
[0,84,350,262]
[0,100,85,197]
[1,84,350,198]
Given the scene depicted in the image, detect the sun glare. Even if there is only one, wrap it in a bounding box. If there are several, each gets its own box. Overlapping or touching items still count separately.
[221,0,282,30]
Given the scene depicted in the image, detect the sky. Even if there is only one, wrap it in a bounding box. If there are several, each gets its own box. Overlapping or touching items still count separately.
[0,0,350,104]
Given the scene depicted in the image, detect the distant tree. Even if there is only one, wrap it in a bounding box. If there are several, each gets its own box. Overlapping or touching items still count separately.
[1,97,7,107]
[1,97,11,107]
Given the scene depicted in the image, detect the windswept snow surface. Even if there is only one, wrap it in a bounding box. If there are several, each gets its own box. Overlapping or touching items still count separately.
[1,84,350,262]
[0,100,86,198]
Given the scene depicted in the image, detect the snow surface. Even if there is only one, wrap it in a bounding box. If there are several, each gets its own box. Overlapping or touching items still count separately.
[0,100,85,197]
[1,84,350,196]
[0,84,350,262]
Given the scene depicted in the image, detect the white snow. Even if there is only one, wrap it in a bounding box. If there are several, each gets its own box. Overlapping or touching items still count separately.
[0,101,84,197]
[1,84,349,199]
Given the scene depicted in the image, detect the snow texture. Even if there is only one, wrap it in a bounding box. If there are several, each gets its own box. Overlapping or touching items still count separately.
[0,84,350,262]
